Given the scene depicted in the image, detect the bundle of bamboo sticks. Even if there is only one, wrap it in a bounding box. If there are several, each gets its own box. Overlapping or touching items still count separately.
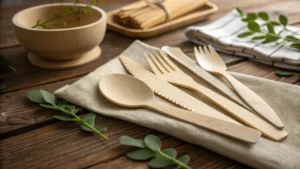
[114,0,207,29]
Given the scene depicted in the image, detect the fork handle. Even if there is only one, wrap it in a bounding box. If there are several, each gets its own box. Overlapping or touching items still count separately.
[221,71,284,129]
[147,100,261,144]
[185,80,288,141]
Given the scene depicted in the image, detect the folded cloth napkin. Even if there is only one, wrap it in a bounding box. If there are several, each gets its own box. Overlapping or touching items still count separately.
[185,10,300,71]
[55,40,300,169]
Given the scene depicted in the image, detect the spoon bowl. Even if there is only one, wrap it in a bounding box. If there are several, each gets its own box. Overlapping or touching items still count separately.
[99,74,154,108]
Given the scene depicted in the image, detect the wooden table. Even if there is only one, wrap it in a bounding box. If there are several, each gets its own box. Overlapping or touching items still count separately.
[1,0,299,168]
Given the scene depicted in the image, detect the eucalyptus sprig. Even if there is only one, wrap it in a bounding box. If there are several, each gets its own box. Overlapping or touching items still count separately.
[0,55,16,91]
[32,0,103,29]
[28,90,108,141]
[236,8,300,50]
[120,135,191,169]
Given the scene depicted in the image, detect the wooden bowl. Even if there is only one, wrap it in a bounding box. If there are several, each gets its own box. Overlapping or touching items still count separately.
[12,3,107,69]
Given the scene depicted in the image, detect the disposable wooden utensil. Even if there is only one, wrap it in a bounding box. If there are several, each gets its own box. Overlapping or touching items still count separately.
[114,0,207,29]
[119,55,239,125]
[194,45,284,129]
[145,52,288,141]
[99,74,261,144]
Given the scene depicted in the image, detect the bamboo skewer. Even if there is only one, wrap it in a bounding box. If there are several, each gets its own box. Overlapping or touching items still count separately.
[114,0,207,29]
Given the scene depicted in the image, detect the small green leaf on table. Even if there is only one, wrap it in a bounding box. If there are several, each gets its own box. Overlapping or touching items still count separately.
[120,136,146,148]
[80,113,96,132]
[53,115,74,121]
[28,90,46,103]
[126,148,155,160]
[275,70,297,77]
[144,135,162,151]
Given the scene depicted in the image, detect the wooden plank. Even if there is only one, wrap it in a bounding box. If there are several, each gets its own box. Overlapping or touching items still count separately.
[0,78,78,136]
[0,114,249,169]
[90,143,250,169]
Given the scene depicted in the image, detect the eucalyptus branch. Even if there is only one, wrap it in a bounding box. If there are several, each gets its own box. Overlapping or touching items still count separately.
[32,0,103,29]
[236,8,300,51]
[120,135,191,169]
[28,90,109,141]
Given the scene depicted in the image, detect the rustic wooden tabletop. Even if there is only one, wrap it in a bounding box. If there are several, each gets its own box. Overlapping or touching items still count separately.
[1,0,299,168]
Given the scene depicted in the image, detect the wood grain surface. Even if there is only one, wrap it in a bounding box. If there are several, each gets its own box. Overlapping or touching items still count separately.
[0,0,299,168]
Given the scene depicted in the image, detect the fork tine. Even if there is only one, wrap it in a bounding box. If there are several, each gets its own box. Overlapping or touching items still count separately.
[203,45,210,55]
[145,54,162,75]
[208,45,218,56]
[159,51,182,72]
[198,46,204,56]
[154,52,173,72]
[149,53,168,74]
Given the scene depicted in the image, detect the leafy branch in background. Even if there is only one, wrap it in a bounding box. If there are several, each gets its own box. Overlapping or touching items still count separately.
[0,55,16,90]
[28,90,108,141]
[120,135,191,169]
[236,8,300,50]
[32,0,104,29]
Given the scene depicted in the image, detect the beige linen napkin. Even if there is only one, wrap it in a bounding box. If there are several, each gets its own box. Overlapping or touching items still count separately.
[55,40,300,169]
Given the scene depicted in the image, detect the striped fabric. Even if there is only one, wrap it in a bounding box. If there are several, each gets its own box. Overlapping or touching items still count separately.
[185,10,300,71]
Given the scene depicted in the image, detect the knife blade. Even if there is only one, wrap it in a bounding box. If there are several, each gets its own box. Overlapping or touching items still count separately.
[119,55,239,124]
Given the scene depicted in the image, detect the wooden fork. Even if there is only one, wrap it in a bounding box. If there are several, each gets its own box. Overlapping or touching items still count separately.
[194,45,284,129]
[145,52,288,141]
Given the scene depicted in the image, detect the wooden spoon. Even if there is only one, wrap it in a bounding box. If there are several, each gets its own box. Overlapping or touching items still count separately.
[99,74,261,144]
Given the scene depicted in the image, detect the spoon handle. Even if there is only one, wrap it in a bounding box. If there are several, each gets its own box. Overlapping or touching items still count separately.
[221,71,284,129]
[147,100,261,144]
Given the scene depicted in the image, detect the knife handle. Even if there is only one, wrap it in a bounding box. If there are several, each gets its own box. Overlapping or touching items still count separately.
[147,100,261,144]
[186,81,288,141]
[221,71,284,129]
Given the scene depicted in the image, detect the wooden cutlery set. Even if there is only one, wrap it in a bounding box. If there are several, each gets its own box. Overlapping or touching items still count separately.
[98,46,288,144]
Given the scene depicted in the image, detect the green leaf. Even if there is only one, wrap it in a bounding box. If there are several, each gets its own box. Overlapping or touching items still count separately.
[144,135,162,151]
[80,113,96,132]
[285,36,300,42]
[270,21,280,26]
[40,103,58,110]
[40,90,57,105]
[252,35,266,40]
[0,55,15,71]
[258,12,269,20]
[279,15,288,26]
[64,105,76,113]
[237,31,254,38]
[290,43,300,50]
[97,127,107,133]
[275,70,295,77]
[126,148,155,160]
[149,156,173,168]
[236,7,243,16]
[162,148,177,158]
[53,115,74,121]
[262,35,280,44]
[175,155,190,169]
[0,80,7,90]
[247,13,257,20]
[120,136,146,148]
[267,23,275,34]
[28,90,45,103]
[248,21,260,32]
